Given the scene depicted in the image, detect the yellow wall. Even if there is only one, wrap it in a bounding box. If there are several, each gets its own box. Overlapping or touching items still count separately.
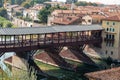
[102,20,120,59]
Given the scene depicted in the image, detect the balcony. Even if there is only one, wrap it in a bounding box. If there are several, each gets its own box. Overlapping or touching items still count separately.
[104,38,114,42]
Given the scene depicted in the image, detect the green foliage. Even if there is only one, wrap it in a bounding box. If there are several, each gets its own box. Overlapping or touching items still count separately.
[1,67,37,80]
[0,16,14,28]
[105,57,113,65]
[23,17,32,22]
[16,12,22,16]
[75,1,98,6]
[38,6,51,23]
[21,2,31,9]
[0,0,3,7]
[6,23,13,28]
[0,8,7,18]
[15,0,25,5]
[8,0,50,6]
[38,5,67,23]
[66,0,78,4]
[34,0,50,4]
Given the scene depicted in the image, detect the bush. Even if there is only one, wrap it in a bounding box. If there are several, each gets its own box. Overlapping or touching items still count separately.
[105,57,113,65]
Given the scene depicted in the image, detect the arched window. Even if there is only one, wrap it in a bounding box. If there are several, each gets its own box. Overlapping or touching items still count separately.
[111,51,113,55]
[113,22,115,25]
[113,28,115,32]
[105,50,107,54]
[112,35,114,39]
[106,34,108,38]
[106,28,109,31]
[110,28,111,31]
[109,34,111,39]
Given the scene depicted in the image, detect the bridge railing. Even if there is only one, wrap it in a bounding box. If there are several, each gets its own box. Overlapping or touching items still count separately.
[0,35,102,49]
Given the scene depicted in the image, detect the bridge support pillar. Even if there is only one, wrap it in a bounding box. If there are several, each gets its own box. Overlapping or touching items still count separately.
[45,46,74,70]
[11,55,29,77]
[12,50,48,79]
[68,45,95,65]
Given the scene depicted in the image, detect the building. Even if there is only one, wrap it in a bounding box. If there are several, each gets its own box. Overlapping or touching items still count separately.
[48,10,92,26]
[23,4,45,21]
[44,1,65,7]
[101,15,120,60]
[82,15,92,25]
[49,16,80,25]
[85,67,120,80]
[66,0,78,4]
[91,14,106,24]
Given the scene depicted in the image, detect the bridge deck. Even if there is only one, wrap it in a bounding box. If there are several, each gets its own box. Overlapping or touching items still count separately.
[0,25,103,52]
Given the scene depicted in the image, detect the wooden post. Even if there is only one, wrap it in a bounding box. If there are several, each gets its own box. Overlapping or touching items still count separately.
[22,35,23,47]
[25,35,26,46]
[30,34,32,46]
[52,33,54,44]
[64,32,66,43]
[44,34,46,44]
[76,31,78,42]
[14,35,15,47]
[37,34,39,45]
[70,32,72,42]
[18,35,20,47]
[5,35,6,48]
[58,33,59,43]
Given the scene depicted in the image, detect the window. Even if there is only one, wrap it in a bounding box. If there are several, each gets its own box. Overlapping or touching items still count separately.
[111,42,114,47]
[109,34,111,39]
[107,22,109,25]
[113,22,115,25]
[106,28,109,31]
[112,28,115,32]
[110,28,111,32]
[105,50,107,54]
[88,20,91,22]
[111,51,113,55]
[106,42,108,46]
[112,35,114,39]
[106,34,108,38]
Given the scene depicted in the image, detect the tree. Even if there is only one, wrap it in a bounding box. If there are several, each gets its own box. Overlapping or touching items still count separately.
[35,0,50,4]
[6,23,13,28]
[11,0,15,5]
[0,0,3,7]
[14,0,25,5]
[38,7,50,23]
[75,1,98,6]
[0,8,7,18]
[21,2,31,9]
[0,22,3,27]
[38,5,51,23]
[0,16,15,28]
[38,5,67,23]
[2,67,37,80]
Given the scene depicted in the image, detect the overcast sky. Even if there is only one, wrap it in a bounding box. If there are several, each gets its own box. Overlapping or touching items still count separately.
[52,0,120,5]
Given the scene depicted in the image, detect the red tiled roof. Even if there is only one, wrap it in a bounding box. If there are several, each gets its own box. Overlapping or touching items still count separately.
[85,67,120,80]
[103,15,120,22]
[52,16,80,25]
[91,14,106,19]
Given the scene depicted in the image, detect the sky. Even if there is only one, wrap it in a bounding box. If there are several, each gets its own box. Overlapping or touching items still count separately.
[52,0,120,5]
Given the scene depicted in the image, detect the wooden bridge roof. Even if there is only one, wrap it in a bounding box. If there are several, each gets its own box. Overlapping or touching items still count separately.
[0,25,103,35]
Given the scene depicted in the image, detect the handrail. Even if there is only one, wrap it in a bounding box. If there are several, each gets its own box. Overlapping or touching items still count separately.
[0,36,102,48]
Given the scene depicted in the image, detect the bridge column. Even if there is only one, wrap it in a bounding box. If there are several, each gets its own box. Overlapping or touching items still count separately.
[44,46,74,70]
[0,52,15,77]
[68,45,95,65]
[12,50,48,79]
